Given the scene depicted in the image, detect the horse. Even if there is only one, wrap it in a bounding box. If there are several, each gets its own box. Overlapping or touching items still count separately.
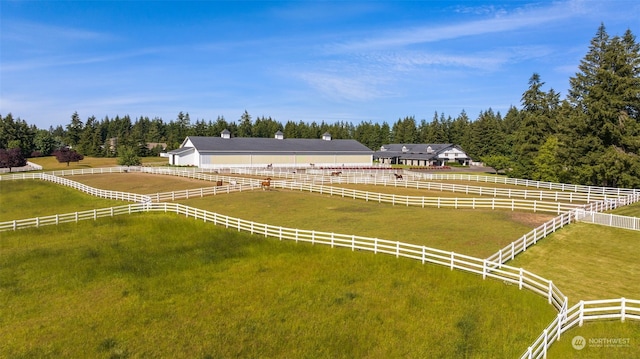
[393,173,403,180]
[261,179,271,190]
[330,171,342,176]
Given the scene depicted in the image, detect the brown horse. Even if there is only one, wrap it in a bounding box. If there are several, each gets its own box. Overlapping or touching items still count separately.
[261,180,271,190]
[330,171,342,176]
[393,173,403,180]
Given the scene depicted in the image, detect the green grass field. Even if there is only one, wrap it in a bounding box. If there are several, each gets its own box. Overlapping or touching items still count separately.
[547,321,640,358]
[26,156,167,171]
[508,223,640,302]
[2,171,639,357]
[610,201,640,218]
[0,180,123,221]
[176,189,554,258]
[0,214,556,358]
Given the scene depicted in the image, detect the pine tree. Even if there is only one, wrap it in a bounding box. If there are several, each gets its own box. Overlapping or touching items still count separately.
[567,24,640,186]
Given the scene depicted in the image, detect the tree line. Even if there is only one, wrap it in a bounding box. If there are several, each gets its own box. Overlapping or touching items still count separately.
[1,24,639,187]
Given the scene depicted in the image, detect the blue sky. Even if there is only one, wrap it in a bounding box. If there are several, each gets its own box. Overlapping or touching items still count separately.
[1,0,639,129]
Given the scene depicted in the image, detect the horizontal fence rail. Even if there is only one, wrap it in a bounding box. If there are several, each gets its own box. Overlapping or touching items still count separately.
[576,211,640,231]
[0,202,568,314]
[1,172,152,203]
[4,165,640,358]
[275,181,582,214]
[523,298,640,359]
[406,172,640,197]
[486,194,640,265]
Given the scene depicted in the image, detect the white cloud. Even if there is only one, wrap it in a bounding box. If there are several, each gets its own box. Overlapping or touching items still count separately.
[328,1,586,53]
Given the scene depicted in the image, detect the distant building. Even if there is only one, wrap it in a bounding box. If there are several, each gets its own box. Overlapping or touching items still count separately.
[374,144,471,166]
[163,130,373,168]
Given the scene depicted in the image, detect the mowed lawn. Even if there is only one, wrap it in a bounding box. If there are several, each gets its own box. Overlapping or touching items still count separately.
[68,172,222,194]
[177,189,555,258]
[547,321,640,358]
[508,223,640,303]
[28,156,167,170]
[0,180,124,221]
[0,214,556,359]
[609,200,640,218]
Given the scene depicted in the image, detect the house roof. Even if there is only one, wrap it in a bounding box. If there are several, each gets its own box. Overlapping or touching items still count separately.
[373,143,470,160]
[170,136,373,155]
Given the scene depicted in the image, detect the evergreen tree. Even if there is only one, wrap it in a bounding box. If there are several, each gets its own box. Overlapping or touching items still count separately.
[33,129,57,156]
[512,73,560,178]
[237,111,253,137]
[532,136,562,182]
[567,24,640,186]
[65,112,83,147]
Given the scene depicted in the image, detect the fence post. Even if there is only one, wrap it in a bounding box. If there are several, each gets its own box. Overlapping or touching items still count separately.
[396,241,400,258]
[482,259,487,279]
[621,298,626,322]
[519,268,523,290]
[450,252,454,270]
[557,313,563,341]
[543,329,548,358]
[548,281,553,304]
[579,301,584,326]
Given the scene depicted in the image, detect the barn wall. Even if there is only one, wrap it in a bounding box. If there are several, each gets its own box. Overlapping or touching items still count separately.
[196,153,372,168]
[175,151,197,166]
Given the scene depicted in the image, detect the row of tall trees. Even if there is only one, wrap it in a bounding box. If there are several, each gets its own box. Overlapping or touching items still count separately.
[1,24,638,187]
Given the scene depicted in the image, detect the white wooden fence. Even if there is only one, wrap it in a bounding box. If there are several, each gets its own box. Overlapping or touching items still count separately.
[0,201,568,312]
[2,201,638,358]
[522,298,640,359]
[4,167,640,357]
[575,211,640,231]
[486,193,640,265]
[274,181,582,214]
[407,172,640,197]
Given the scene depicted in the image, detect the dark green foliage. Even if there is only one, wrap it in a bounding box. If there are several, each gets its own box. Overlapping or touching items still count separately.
[4,25,639,187]
[117,147,142,167]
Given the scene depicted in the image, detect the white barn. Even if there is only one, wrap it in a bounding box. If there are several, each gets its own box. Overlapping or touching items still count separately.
[164,130,374,169]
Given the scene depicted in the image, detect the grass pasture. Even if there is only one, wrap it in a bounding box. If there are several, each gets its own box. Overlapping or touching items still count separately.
[546,321,640,358]
[27,156,167,171]
[3,170,639,357]
[610,201,640,218]
[0,214,556,359]
[0,180,123,221]
[68,172,222,194]
[508,223,640,302]
[177,189,555,257]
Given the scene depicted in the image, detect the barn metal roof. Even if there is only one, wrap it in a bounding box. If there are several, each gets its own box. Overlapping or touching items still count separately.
[171,136,373,154]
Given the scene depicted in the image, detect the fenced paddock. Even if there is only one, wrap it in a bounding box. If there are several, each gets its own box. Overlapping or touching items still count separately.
[3,167,640,357]
[576,211,640,231]
[2,201,639,358]
[0,201,568,312]
[273,181,582,214]
[486,193,640,265]
[522,298,640,359]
